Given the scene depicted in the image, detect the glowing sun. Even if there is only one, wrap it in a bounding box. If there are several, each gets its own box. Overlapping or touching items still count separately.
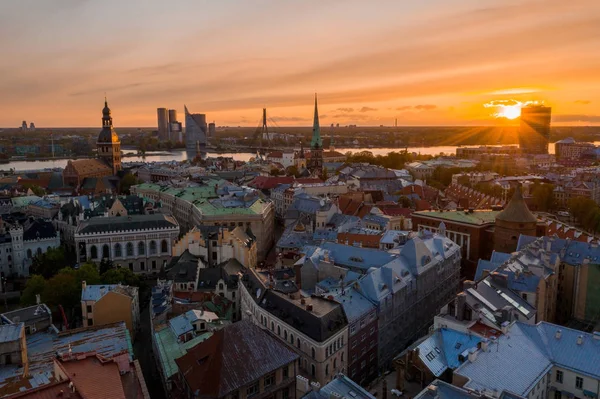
[497,105,522,120]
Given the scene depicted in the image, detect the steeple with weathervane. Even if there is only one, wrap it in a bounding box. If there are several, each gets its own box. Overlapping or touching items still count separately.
[97,97,122,174]
[308,93,323,175]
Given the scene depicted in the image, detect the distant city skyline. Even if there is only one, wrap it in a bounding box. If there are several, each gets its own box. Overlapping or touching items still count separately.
[1,0,599,127]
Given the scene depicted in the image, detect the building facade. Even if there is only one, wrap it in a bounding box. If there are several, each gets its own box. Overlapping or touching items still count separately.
[241,268,348,387]
[0,218,60,277]
[131,181,274,260]
[175,320,299,399]
[81,281,140,338]
[75,214,180,274]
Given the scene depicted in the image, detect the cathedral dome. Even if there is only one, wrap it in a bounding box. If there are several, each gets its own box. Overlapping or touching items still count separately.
[98,127,119,143]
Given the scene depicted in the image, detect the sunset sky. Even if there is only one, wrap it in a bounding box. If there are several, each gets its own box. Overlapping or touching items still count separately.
[1,0,599,127]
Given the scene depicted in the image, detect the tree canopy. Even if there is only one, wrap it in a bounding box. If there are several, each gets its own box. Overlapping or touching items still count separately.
[29,247,69,279]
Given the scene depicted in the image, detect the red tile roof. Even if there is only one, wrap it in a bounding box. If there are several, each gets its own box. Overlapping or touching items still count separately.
[248,176,294,190]
[61,357,127,399]
[382,207,413,217]
[444,183,504,210]
[175,320,298,398]
[295,178,323,184]
[337,232,382,248]
[5,381,82,399]
[415,199,433,211]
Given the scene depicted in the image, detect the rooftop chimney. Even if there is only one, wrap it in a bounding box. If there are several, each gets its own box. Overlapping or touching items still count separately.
[555,330,562,340]
[82,281,87,291]
[467,347,478,363]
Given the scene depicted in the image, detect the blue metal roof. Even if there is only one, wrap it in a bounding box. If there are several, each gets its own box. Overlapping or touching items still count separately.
[310,242,396,270]
[455,322,600,397]
[0,323,23,343]
[81,284,119,301]
[474,259,501,280]
[490,251,511,264]
[320,374,376,399]
[333,286,375,323]
[416,329,481,377]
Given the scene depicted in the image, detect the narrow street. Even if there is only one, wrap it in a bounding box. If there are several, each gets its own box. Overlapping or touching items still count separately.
[134,285,166,399]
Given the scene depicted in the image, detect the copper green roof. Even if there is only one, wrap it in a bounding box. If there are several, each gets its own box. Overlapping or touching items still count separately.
[412,210,500,226]
[134,182,270,217]
[154,326,212,379]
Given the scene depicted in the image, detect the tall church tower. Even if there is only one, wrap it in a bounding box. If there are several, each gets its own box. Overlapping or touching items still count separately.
[97,98,122,174]
[308,94,323,176]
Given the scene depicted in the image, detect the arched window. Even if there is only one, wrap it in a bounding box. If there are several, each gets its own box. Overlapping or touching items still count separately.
[47,246,52,252]
[311,347,316,360]
[325,364,329,376]
[114,243,122,258]
[149,241,157,255]
[290,333,294,344]
[297,338,301,349]
[333,358,337,368]
[271,322,274,331]
[277,326,281,336]
[37,248,42,255]
[90,245,98,259]
[311,364,316,377]
[102,244,109,259]
[138,241,145,256]
[284,330,288,340]
[161,239,168,253]
[27,249,32,258]
[341,352,344,362]
[126,242,134,257]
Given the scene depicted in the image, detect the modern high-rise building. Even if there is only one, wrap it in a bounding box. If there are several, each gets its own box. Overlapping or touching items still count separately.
[157,108,169,141]
[208,122,216,138]
[184,105,207,155]
[519,105,551,154]
[168,109,177,125]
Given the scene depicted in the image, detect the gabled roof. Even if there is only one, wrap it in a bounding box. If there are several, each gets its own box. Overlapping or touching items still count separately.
[175,320,299,398]
[455,322,600,397]
[414,328,481,377]
[166,251,200,283]
[67,159,112,175]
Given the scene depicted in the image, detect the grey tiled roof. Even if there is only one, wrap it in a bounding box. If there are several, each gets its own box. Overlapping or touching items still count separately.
[76,213,178,235]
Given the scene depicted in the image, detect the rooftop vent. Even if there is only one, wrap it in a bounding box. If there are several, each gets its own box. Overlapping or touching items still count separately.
[577,335,583,345]
[555,330,562,339]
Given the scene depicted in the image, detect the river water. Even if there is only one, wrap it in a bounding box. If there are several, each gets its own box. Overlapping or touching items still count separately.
[0,142,583,171]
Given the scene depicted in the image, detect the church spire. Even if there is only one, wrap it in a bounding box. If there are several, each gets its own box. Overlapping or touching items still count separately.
[311,93,322,149]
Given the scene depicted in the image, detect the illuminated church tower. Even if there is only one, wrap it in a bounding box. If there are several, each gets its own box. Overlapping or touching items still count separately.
[97,98,122,174]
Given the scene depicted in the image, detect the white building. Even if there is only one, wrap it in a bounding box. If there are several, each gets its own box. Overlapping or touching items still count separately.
[74,214,180,274]
[0,218,60,277]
